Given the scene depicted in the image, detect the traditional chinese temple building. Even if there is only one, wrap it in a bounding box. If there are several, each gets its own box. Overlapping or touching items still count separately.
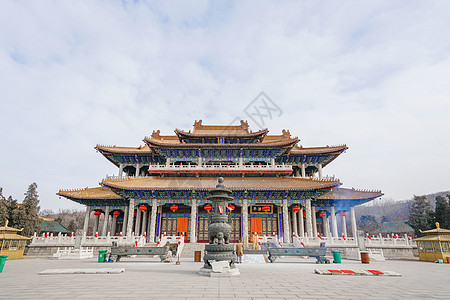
[58,120,382,243]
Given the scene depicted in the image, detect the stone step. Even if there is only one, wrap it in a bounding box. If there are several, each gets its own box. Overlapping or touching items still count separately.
[39,268,125,275]
[180,243,206,259]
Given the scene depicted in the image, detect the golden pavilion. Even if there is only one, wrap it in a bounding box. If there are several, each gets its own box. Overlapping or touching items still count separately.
[0,220,31,260]
[415,222,450,263]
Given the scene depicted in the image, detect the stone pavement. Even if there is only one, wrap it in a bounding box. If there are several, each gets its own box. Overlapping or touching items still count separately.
[0,256,449,299]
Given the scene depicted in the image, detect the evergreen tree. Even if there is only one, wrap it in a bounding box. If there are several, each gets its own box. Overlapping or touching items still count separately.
[6,195,18,223]
[434,195,450,229]
[359,215,379,234]
[408,195,433,237]
[11,183,42,236]
[0,188,8,226]
[0,191,18,227]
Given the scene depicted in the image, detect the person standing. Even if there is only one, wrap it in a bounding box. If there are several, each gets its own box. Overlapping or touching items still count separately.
[252,232,258,250]
[236,241,244,263]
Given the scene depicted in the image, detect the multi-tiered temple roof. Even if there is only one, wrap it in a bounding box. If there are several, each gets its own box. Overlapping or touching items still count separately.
[59,120,382,209]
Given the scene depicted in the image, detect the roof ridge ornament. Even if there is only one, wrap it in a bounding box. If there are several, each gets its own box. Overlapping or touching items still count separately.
[151,130,161,139]
[193,119,203,129]
[282,129,291,139]
[240,120,249,131]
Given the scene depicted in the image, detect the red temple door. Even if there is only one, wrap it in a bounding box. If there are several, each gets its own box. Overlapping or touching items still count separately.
[250,217,263,241]
[176,217,189,241]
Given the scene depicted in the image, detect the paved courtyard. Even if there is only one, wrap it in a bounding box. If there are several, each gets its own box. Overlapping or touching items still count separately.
[1,256,448,299]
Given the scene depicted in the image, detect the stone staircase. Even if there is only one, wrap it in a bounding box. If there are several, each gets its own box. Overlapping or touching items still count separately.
[180,243,206,259]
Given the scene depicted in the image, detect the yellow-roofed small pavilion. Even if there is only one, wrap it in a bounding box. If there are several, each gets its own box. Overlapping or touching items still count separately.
[415,222,450,263]
[0,220,31,260]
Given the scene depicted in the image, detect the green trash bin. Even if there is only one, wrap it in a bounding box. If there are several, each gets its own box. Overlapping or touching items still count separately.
[98,250,107,263]
[331,251,341,263]
[0,255,8,272]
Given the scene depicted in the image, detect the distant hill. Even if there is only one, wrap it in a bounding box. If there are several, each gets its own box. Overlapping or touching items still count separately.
[422,190,450,209]
[354,190,450,223]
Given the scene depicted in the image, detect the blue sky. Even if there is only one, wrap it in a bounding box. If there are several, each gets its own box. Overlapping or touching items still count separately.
[1,1,449,210]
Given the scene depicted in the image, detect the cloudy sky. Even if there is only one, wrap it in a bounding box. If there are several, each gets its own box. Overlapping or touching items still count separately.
[1,1,449,210]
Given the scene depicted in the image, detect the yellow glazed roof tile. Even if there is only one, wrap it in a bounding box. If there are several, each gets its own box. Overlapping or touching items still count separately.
[101,176,340,191]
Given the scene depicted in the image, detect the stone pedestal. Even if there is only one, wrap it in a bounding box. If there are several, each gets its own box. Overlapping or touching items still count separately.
[199,264,240,277]
[199,260,240,277]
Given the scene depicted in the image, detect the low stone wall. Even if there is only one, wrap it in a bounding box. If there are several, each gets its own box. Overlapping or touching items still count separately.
[380,246,418,258]
[25,245,111,257]
[327,245,417,259]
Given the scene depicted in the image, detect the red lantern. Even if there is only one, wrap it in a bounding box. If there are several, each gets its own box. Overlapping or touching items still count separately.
[319,212,326,217]
[292,206,301,212]
[339,212,346,217]
[262,205,270,212]
[94,211,101,216]
[170,205,178,212]
[139,205,147,211]
[204,205,212,211]
[303,211,306,217]
[134,211,137,216]
[227,204,235,211]
[113,211,120,216]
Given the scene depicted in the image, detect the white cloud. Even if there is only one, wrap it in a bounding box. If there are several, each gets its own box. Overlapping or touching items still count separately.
[0,0,449,209]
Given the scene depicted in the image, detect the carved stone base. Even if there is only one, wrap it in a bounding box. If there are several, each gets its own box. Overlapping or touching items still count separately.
[203,244,237,269]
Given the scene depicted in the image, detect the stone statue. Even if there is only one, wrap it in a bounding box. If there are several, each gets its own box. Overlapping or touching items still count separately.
[213,232,224,245]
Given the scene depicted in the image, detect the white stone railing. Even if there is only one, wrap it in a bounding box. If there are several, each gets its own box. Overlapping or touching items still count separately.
[30,232,415,249]
[30,232,186,248]
[31,232,76,245]
[154,233,185,258]
[104,175,147,181]
[30,232,138,247]
[365,234,415,246]
[256,234,279,244]
[147,163,293,172]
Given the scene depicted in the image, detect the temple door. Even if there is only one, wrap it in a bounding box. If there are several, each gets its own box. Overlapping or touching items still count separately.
[176,217,189,241]
[250,217,263,241]
[262,217,278,236]
[197,216,209,242]
[160,217,177,236]
[230,217,241,243]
